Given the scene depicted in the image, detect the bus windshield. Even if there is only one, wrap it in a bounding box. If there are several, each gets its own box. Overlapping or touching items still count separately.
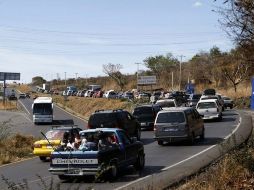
[33,103,53,115]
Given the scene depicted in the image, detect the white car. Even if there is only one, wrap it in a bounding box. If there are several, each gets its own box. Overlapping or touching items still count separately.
[103,90,117,99]
[196,99,222,121]
[155,99,177,108]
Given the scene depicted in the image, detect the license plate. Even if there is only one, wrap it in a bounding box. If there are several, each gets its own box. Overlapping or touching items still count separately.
[164,128,178,132]
[141,123,146,126]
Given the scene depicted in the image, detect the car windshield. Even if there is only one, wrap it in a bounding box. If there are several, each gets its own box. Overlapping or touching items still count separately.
[89,113,117,126]
[197,102,216,109]
[223,97,231,100]
[156,101,175,108]
[133,107,153,115]
[33,103,52,115]
[157,112,185,123]
[45,130,65,140]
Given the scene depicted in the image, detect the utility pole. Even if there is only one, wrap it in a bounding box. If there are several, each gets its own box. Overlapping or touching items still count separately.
[172,72,174,90]
[135,63,142,92]
[178,55,185,91]
[64,72,67,87]
[75,73,78,85]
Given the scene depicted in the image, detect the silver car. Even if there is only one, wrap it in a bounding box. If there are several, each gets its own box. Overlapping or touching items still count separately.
[154,107,204,145]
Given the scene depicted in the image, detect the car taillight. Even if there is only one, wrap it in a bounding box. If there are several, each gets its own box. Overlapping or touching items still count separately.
[154,125,157,131]
[34,144,42,148]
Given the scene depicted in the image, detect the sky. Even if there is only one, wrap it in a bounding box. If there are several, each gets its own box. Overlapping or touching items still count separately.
[0,0,233,83]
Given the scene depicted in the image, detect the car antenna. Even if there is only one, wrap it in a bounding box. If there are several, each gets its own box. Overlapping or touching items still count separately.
[40,131,62,155]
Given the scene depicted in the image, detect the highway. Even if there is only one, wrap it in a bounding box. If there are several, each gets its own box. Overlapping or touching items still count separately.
[0,95,241,190]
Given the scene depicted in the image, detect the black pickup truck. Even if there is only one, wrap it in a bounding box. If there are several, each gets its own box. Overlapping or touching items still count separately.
[49,128,145,180]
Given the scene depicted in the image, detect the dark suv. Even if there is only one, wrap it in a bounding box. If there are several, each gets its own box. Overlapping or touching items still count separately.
[133,104,162,130]
[88,109,141,140]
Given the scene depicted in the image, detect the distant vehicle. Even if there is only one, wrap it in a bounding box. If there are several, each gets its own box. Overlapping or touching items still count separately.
[200,95,224,111]
[222,96,234,109]
[33,126,82,161]
[187,94,202,107]
[88,84,101,91]
[203,88,216,95]
[49,128,145,180]
[155,99,177,108]
[18,93,26,99]
[196,99,222,121]
[123,91,134,99]
[32,97,53,124]
[154,107,204,145]
[132,104,162,130]
[25,93,31,98]
[88,109,141,140]
[8,94,17,100]
[104,90,117,99]
[137,92,150,100]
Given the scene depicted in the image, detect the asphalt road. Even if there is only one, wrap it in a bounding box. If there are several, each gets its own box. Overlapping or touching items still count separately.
[0,95,240,190]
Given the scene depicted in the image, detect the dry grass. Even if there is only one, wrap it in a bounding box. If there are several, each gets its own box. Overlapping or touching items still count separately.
[0,101,17,110]
[0,134,35,165]
[53,95,134,119]
[15,84,32,93]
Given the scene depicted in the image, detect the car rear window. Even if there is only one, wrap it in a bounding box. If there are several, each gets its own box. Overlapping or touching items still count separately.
[89,113,117,126]
[156,101,175,108]
[133,107,153,115]
[197,102,216,109]
[45,130,65,140]
[156,112,185,123]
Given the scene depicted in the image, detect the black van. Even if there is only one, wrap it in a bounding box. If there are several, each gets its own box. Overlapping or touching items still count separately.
[133,104,162,130]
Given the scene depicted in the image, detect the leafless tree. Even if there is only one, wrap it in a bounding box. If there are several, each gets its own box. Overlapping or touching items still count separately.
[103,63,126,91]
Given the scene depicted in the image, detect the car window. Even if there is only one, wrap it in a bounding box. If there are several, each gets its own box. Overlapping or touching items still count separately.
[45,130,65,140]
[156,112,185,123]
[89,113,117,126]
[118,131,131,145]
[197,102,217,109]
[155,101,175,108]
[133,107,153,115]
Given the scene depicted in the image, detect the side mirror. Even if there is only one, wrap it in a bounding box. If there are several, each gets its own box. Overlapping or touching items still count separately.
[130,137,137,143]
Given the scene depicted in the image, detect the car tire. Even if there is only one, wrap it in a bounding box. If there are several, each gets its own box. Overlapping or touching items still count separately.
[230,106,233,109]
[157,140,163,146]
[134,152,145,171]
[189,133,195,144]
[200,127,205,140]
[58,175,70,180]
[136,127,141,141]
[110,163,118,179]
[39,156,47,161]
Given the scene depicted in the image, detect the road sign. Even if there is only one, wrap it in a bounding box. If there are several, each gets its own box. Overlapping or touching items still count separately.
[251,78,254,110]
[0,72,20,81]
[137,76,156,85]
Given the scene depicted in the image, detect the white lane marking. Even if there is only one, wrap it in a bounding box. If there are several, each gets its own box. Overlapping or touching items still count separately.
[18,99,31,115]
[224,116,241,140]
[117,114,242,189]
[18,100,32,122]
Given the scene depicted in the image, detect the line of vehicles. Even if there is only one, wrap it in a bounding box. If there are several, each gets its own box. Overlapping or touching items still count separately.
[30,88,234,181]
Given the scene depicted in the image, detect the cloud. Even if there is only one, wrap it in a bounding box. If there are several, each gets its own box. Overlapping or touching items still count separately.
[193,1,203,8]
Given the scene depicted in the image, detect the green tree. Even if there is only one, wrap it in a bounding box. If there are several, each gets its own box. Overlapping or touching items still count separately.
[32,76,46,86]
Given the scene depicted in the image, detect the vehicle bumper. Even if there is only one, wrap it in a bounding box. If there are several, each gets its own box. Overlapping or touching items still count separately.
[140,122,154,129]
[49,167,100,176]
[33,149,53,157]
[203,114,220,120]
[154,135,189,142]
[33,117,53,123]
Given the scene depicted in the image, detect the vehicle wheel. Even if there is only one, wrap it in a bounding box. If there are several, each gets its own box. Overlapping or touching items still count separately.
[230,106,233,109]
[58,175,70,180]
[136,127,141,141]
[200,127,205,140]
[110,163,118,179]
[134,152,145,171]
[157,140,163,145]
[189,133,195,144]
[39,156,47,161]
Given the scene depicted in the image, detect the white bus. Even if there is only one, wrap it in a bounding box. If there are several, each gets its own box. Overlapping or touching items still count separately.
[32,97,53,124]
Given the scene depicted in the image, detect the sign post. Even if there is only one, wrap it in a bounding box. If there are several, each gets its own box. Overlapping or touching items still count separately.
[251,78,254,110]
[0,72,20,103]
